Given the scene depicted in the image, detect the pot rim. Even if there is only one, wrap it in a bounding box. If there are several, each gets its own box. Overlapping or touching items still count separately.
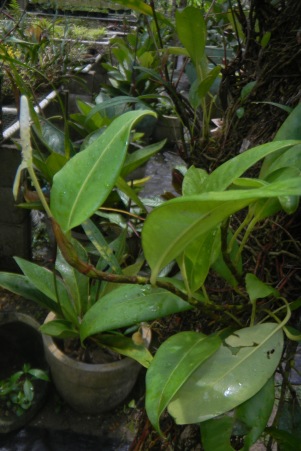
[0,311,41,330]
[42,312,139,372]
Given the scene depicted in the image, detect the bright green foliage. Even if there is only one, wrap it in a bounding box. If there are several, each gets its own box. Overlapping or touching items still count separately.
[245,273,279,304]
[143,173,301,285]
[51,110,156,233]
[175,7,221,139]
[80,285,191,342]
[176,7,206,66]
[0,364,49,417]
[0,250,190,367]
[167,323,283,424]
[145,332,221,433]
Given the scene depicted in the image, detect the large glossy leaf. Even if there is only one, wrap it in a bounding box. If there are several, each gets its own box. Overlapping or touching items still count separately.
[142,178,301,283]
[14,257,78,325]
[145,332,221,434]
[176,7,206,66]
[202,140,300,193]
[167,323,284,424]
[235,377,275,450]
[80,284,191,342]
[51,110,155,233]
[0,272,58,313]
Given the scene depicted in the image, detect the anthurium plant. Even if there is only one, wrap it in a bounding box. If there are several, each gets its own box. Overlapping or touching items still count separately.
[0,96,190,368]
[1,92,301,448]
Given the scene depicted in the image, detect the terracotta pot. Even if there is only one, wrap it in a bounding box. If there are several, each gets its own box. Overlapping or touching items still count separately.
[0,312,48,433]
[42,312,142,414]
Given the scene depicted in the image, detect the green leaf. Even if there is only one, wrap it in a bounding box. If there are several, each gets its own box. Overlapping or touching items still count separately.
[80,285,191,342]
[55,242,89,317]
[276,399,301,441]
[14,257,78,325]
[115,176,146,212]
[252,101,292,114]
[39,319,79,339]
[23,379,34,402]
[86,96,142,121]
[38,120,67,156]
[235,377,275,450]
[236,107,245,119]
[167,323,284,424]
[260,104,301,178]
[98,334,153,368]
[176,7,207,66]
[82,219,122,274]
[51,110,156,233]
[245,274,279,304]
[110,0,172,26]
[182,166,208,196]
[180,229,218,292]
[212,229,242,288]
[260,31,271,48]
[275,103,301,141]
[263,144,301,178]
[240,81,256,101]
[189,65,221,108]
[121,140,166,177]
[231,178,267,189]
[142,178,301,283]
[44,152,68,179]
[201,416,235,451]
[76,98,106,130]
[266,427,301,451]
[202,140,300,193]
[0,272,58,313]
[28,369,50,381]
[145,332,221,434]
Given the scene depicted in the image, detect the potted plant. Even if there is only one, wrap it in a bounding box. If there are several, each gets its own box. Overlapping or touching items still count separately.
[0,96,191,414]
[0,312,49,432]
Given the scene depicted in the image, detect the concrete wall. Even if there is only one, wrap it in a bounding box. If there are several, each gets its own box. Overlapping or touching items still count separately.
[0,144,31,271]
